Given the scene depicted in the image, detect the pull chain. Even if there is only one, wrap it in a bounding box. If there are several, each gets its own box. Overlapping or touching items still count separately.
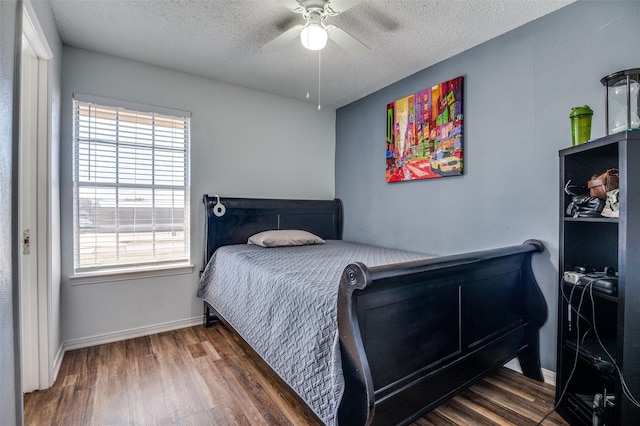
[306,49,311,100]
[317,49,322,110]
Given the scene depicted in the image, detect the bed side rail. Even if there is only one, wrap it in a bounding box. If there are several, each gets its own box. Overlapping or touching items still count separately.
[337,240,546,426]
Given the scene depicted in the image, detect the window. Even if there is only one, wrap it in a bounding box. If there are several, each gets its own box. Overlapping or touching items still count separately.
[72,94,190,275]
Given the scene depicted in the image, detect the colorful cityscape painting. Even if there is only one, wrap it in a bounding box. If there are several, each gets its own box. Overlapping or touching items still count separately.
[386,76,463,182]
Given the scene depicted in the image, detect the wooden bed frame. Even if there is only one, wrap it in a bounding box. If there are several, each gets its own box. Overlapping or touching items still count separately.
[200,195,548,426]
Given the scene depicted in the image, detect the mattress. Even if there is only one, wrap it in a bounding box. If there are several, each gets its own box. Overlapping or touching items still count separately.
[196,240,433,425]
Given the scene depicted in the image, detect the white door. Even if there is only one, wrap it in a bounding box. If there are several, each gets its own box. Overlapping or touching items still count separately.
[20,32,41,394]
[20,2,54,392]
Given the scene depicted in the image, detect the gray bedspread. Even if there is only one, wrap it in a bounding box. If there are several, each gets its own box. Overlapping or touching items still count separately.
[196,240,433,425]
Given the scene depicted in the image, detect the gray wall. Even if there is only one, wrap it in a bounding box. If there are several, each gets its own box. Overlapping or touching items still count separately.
[60,47,336,342]
[335,1,640,371]
[0,0,22,423]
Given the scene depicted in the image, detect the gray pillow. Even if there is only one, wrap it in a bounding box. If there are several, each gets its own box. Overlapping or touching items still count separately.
[247,230,325,247]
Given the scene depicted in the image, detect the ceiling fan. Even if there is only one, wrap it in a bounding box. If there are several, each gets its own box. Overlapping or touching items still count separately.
[262,0,369,55]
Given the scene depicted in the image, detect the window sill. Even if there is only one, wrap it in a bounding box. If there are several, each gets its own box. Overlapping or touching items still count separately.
[69,263,195,286]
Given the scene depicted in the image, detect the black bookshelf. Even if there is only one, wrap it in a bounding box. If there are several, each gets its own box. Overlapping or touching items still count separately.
[556,130,640,425]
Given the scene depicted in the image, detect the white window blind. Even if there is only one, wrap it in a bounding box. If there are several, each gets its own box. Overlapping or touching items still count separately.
[72,95,191,274]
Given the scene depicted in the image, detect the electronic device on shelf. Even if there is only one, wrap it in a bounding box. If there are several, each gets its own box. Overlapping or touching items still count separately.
[593,391,615,426]
[565,339,616,373]
[563,266,618,295]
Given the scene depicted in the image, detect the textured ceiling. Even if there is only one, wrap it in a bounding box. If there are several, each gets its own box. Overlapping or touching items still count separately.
[49,0,575,109]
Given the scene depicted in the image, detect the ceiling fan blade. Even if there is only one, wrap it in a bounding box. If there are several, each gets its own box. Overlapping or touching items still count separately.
[326,0,363,14]
[261,24,304,53]
[326,25,369,56]
[273,0,305,13]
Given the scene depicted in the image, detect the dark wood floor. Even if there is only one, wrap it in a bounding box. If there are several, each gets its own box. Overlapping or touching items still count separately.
[24,324,568,425]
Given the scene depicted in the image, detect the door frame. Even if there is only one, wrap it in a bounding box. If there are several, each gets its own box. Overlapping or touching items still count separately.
[20,0,53,392]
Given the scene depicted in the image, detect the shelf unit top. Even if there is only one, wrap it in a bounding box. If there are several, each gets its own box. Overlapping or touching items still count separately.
[559,129,640,157]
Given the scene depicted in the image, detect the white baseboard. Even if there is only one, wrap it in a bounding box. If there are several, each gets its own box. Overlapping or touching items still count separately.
[51,342,65,386]
[503,358,556,386]
[63,316,202,352]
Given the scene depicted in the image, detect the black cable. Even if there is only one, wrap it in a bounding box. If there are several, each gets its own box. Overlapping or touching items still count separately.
[540,277,640,426]
[563,278,592,337]
[588,284,640,409]
[536,279,591,425]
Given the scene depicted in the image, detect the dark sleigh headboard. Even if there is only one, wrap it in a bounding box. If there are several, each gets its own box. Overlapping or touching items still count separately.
[201,195,343,271]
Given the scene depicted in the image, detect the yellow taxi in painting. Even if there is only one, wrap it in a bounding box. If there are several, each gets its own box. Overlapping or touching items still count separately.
[430,150,460,175]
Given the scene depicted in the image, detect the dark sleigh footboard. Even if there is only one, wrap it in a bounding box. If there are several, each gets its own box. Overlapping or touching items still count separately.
[337,240,547,426]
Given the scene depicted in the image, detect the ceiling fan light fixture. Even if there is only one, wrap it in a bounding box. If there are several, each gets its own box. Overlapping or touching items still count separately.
[300,23,328,50]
